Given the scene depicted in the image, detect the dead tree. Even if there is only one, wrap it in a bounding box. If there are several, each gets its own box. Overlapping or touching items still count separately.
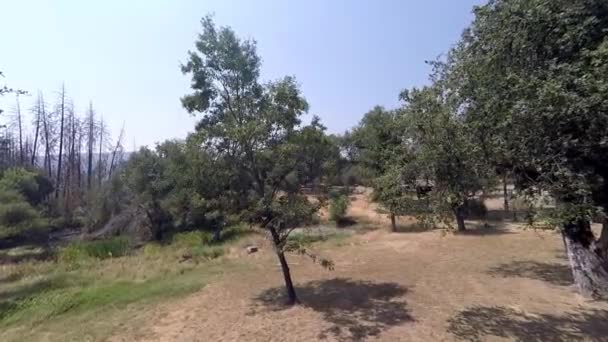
[108,124,125,178]
[30,91,43,166]
[55,84,67,199]
[86,102,96,190]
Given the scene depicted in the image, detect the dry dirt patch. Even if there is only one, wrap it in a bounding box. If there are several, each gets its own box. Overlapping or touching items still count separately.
[111,193,608,341]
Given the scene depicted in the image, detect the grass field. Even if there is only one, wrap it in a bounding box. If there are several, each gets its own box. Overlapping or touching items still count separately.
[2,191,608,341]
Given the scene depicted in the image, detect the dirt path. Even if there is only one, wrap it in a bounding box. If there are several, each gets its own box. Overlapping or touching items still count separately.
[111,194,608,341]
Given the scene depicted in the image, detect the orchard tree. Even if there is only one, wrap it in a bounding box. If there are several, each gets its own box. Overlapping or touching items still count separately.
[181,16,327,304]
[400,85,488,231]
[453,0,608,297]
[351,106,413,230]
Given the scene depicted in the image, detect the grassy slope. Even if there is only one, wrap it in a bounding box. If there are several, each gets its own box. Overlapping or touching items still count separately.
[0,241,250,342]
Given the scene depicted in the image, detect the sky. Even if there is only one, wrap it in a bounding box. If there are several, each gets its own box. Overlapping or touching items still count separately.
[1,0,485,149]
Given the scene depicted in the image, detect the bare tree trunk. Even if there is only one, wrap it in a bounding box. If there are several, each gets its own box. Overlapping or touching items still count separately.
[86,102,95,190]
[15,94,24,165]
[390,212,397,232]
[55,84,66,199]
[41,93,52,178]
[598,221,608,259]
[31,92,42,166]
[454,205,466,231]
[563,219,608,299]
[65,106,76,213]
[108,124,124,178]
[77,123,83,193]
[503,172,509,213]
[268,225,299,305]
[98,116,104,186]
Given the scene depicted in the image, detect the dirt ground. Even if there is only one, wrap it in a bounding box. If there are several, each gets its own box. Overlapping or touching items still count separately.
[110,191,608,342]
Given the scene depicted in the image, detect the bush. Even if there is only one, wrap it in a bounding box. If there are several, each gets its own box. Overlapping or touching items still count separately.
[58,237,130,264]
[0,168,53,205]
[0,190,46,238]
[329,195,349,222]
[172,230,214,248]
[219,223,251,242]
[191,245,224,261]
[0,202,39,226]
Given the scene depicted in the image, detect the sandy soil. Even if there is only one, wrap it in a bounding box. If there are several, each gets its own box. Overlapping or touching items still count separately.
[110,192,608,342]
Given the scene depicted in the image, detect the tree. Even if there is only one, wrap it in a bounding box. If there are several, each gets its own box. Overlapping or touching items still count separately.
[30,91,44,167]
[181,16,326,305]
[55,84,67,199]
[86,102,96,190]
[350,106,413,231]
[400,85,489,231]
[452,0,608,297]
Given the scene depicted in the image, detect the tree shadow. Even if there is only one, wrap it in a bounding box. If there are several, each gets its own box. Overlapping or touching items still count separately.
[487,260,573,286]
[0,246,54,264]
[447,305,608,341]
[454,222,515,236]
[0,274,70,302]
[336,217,358,228]
[252,278,413,341]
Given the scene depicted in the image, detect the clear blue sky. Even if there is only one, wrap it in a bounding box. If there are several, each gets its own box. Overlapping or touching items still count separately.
[1,0,484,149]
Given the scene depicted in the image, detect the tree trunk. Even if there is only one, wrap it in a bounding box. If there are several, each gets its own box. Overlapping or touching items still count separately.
[597,221,608,259]
[15,95,24,165]
[55,85,66,199]
[502,172,509,213]
[454,206,466,231]
[87,102,95,190]
[276,250,299,305]
[269,226,299,305]
[390,212,397,232]
[31,93,41,167]
[562,220,608,299]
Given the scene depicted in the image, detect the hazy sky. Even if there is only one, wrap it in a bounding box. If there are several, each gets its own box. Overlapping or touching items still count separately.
[1,0,484,149]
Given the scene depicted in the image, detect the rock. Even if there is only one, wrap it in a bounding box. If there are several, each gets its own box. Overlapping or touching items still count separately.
[246,245,259,254]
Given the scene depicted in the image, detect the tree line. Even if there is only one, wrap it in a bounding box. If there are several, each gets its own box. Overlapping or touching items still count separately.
[0,77,125,234]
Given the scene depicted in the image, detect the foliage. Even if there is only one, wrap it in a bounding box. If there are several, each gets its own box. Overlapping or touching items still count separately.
[0,168,53,205]
[453,0,608,225]
[0,190,46,238]
[190,245,225,261]
[58,237,130,264]
[329,195,349,222]
[172,230,214,248]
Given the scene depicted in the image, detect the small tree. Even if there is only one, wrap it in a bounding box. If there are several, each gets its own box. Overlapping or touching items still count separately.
[181,16,331,304]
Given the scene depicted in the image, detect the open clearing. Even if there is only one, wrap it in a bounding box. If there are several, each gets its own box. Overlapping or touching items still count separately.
[108,193,608,342]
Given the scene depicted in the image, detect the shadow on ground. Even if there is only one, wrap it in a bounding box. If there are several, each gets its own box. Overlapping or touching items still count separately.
[454,222,515,236]
[487,260,573,286]
[447,305,608,341]
[252,278,413,341]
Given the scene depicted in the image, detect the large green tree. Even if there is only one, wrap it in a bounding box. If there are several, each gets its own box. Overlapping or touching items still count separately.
[400,85,489,231]
[453,0,608,297]
[181,16,328,304]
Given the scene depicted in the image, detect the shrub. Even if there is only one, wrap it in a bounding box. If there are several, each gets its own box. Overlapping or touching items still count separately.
[0,168,53,205]
[191,245,224,261]
[58,237,130,264]
[0,190,46,238]
[219,223,251,242]
[329,195,349,222]
[172,230,214,248]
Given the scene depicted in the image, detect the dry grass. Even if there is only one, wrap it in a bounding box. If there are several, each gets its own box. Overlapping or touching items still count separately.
[109,191,608,342]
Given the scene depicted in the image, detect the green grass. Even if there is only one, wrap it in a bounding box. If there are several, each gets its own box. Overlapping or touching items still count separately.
[0,236,250,342]
[286,228,351,250]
